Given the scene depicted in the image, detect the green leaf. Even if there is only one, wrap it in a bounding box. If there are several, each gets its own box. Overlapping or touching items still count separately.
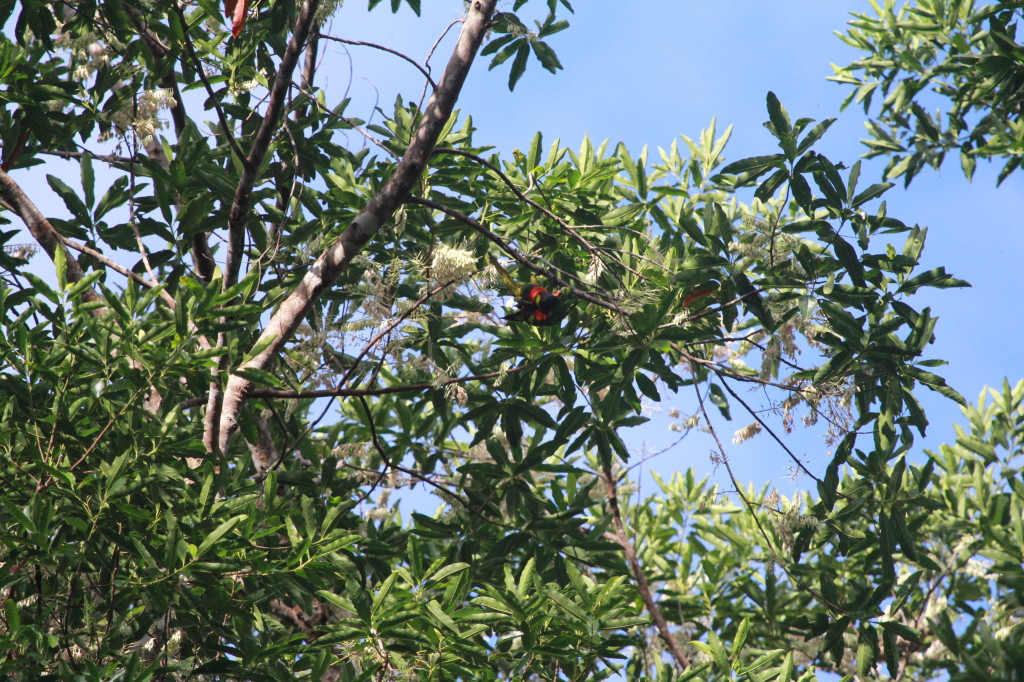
[317,590,357,614]
[46,175,90,224]
[65,270,103,300]
[5,599,20,632]
[897,266,970,295]
[754,168,789,202]
[903,365,966,406]
[54,244,67,291]
[531,40,562,73]
[232,367,285,388]
[636,372,660,401]
[546,586,587,621]
[879,620,921,643]
[732,617,751,654]
[426,599,460,635]
[80,152,95,209]
[719,153,784,178]
[882,626,899,678]
[708,382,730,419]
[797,118,836,154]
[508,42,530,90]
[778,651,795,681]
[851,181,893,207]
[95,176,131,220]
[690,640,729,673]
[425,562,470,585]
[195,514,245,557]
[766,91,792,136]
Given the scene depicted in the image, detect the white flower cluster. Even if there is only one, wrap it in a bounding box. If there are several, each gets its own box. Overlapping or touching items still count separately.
[73,41,111,80]
[431,244,477,286]
[732,421,762,444]
[63,29,120,82]
[429,244,477,301]
[107,88,177,144]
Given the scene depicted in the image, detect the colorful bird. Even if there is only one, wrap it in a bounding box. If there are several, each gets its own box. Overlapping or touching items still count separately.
[489,256,565,326]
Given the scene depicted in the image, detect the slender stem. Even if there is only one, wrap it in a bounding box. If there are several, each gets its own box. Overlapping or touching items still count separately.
[599,463,692,669]
[317,33,436,88]
[407,194,628,314]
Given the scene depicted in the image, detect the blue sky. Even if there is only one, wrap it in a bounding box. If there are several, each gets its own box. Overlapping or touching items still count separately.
[11,1,1023,498]
[322,1,1023,495]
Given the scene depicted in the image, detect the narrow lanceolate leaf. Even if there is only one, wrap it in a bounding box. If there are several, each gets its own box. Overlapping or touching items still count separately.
[903,365,967,406]
[195,514,245,557]
[766,91,792,136]
[797,117,836,154]
[426,600,460,635]
[508,42,530,90]
[531,40,563,73]
[46,175,90,223]
[719,153,785,177]
[851,181,893,207]
[54,244,67,291]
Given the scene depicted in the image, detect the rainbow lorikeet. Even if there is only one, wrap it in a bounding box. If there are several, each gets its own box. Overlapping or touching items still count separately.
[489,256,566,326]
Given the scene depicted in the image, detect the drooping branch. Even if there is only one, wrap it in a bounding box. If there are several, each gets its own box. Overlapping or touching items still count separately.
[317,33,437,88]
[214,0,500,455]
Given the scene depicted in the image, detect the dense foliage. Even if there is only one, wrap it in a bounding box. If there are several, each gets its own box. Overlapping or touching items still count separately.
[0,1,1015,681]
[832,0,1024,185]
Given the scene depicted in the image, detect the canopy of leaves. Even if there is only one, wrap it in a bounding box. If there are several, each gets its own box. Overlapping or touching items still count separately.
[832,0,1024,185]
[0,1,983,680]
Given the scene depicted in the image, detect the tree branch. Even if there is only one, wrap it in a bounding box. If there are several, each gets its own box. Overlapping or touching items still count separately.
[214,0,500,455]
[317,33,436,89]
[598,463,693,669]
[0,169,104,311]
[171,3,245,164]
[224,0,320,288]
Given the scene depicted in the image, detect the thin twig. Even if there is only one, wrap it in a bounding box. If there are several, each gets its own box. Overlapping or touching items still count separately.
[431,147,613,265]
[318,33,436,88]
[59,237,163,300]
[126,131,162,287]
[294,83,396,157]
[171,3,245,163]
[690,380,851,617]
[223,0,321,288]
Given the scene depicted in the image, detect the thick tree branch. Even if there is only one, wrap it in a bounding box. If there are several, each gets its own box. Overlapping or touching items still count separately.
[214,0,500,455]
[0,169,104,311]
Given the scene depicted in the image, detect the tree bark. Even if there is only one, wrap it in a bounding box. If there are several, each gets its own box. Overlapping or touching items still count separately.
[213,0,499,456]
[0,169,104,310]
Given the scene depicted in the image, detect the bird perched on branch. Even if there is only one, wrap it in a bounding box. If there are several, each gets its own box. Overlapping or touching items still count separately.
[489,255,566,326]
